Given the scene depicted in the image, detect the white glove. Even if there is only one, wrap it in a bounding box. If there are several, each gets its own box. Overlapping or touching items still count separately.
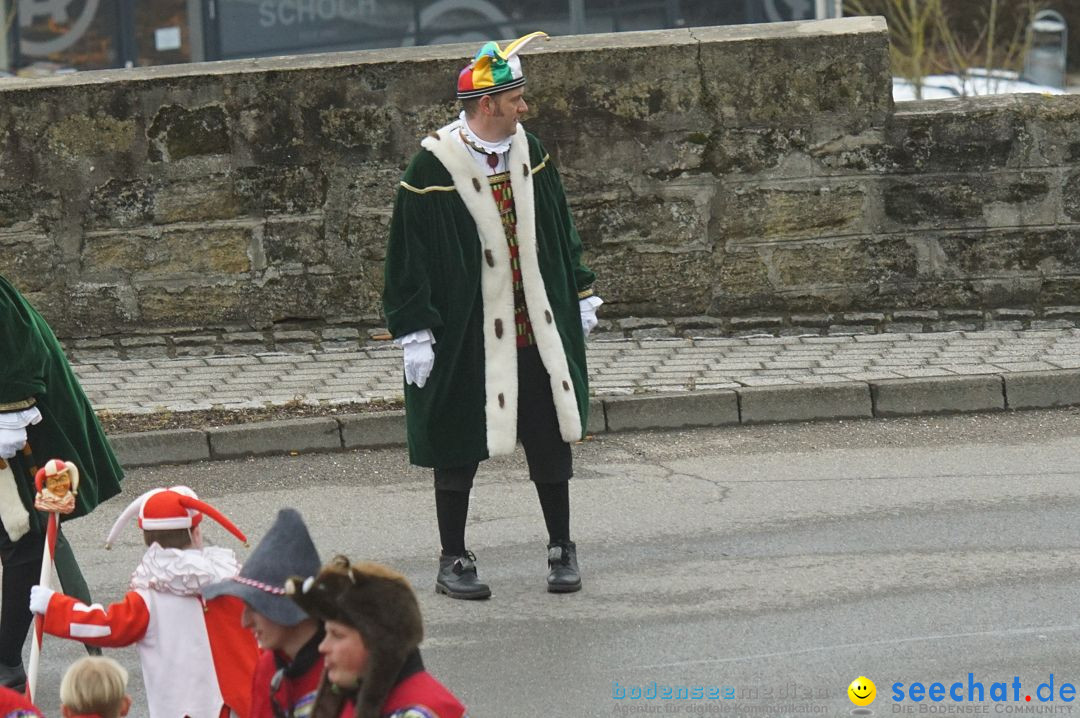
[402,339,435,388]
[29,585,54,615]
[579,296,603,337]
[0,427,27,459]
[0,406,41,459]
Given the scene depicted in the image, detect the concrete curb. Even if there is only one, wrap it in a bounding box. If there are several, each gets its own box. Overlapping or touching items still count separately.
[109,429,209,468]
[109,371,1080,468]
[870,375,1005,416]
[340,410,407,449]
[207,418,341,460]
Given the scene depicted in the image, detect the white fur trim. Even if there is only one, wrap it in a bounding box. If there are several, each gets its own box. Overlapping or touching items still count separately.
[0,461,29,541]
[139,516,193,530]
[422,121,518,457]
[506,125,583,442]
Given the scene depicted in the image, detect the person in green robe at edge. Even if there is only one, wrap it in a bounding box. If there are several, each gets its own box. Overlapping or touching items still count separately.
[0,274,124,689]
[382,31,603,600]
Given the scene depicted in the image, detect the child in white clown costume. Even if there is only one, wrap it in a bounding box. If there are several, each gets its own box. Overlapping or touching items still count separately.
[28,486,259,718]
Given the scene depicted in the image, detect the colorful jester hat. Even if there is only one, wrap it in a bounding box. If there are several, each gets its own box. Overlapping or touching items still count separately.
[456,31,549,100]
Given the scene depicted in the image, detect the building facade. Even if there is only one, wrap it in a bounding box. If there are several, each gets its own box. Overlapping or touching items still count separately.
[5,0,843,71]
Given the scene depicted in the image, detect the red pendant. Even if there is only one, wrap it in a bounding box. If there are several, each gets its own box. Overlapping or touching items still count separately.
[487,153,499,169]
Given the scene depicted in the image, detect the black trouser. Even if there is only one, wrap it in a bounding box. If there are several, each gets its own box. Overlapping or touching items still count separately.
[434,345,572,491]
[435,345,573,555]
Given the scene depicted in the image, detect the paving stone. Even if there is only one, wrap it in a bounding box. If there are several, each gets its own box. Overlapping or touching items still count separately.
[938,364,1004,374]
[800,336,856,344]
[928,357,982,365]
[853,333,903,342]
[745,337,793,346]
[991,361,1059,372]
[762,360,818,369]
[257,354,312,364]
[908,332,959,341]
[691,338,753,347]
[892,367,952,378]
[794,374,854,384]
[870,358,928,367]
[204,356,253,366]
[149,359,207,368]
[734,376,800,386]
[843,371,905,381]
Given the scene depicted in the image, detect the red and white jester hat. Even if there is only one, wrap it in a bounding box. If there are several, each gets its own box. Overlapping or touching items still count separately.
[105,486,246,549]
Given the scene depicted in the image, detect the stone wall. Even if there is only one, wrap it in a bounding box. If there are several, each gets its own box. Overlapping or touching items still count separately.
[1,17,1078,341]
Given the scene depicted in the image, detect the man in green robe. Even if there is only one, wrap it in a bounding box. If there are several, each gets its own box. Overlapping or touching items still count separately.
[0,274,124,687]
[383,32,602,600]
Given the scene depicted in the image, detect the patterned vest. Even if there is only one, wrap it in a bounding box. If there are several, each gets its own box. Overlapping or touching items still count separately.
[489,171,535,347]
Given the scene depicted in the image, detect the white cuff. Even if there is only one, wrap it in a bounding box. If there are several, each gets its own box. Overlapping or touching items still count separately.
[0,406,42,430]
[580,296,603,311]
[394,329,435,347]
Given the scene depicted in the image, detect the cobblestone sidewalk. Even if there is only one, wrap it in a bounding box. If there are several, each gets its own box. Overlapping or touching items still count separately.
[71,329,1080,415]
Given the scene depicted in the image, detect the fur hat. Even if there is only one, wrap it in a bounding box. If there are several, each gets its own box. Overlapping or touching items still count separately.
[286,557,422,718]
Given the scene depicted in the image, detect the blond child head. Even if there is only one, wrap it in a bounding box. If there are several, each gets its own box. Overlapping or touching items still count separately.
[59,657,132,718]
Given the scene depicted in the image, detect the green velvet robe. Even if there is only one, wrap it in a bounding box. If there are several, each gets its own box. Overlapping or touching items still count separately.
[383,123,595,469]
[0,275,123,522]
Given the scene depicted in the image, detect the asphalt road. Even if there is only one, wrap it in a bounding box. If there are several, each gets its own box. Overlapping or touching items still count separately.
[23,408,1080,717]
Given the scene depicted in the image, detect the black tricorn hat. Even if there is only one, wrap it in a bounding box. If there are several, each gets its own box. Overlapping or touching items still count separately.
[203,508,321,626]
[286,557,423,718]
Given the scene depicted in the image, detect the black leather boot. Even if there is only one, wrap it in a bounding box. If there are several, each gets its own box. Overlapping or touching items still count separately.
[0,661,25,693]
[547,541,581,593]
[436,551,491,600]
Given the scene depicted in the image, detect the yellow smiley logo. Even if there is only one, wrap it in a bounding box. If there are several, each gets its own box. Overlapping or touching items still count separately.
[848,676,876,707]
